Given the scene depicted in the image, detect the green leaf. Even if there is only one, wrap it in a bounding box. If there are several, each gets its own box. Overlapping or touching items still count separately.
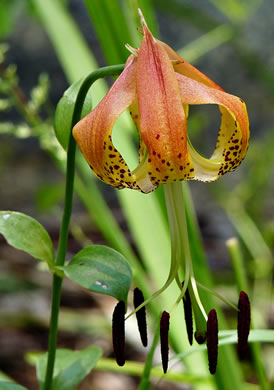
[37,346,102,390]
[63,245,132,302]
[0,383,28,390]
[0,211,54,267]
[84,0,130,65]
[32,0,105,89]
[54,78,93,150]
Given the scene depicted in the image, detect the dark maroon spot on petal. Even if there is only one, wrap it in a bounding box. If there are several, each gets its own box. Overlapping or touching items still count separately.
[178,153,182,159]
[156,134,160,140]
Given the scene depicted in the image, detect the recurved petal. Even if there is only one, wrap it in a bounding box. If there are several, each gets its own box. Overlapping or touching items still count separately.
[136,13,194,188]
[176,73,249,181]
[73,56,142,190]
[159,39,224,91]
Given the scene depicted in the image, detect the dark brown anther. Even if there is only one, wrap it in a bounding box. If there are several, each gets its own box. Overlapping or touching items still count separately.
[160,311,170,374]
[206,309,218,375]
[133,287,148,347]
[195,330,207,345]
[112,300,126,366]
[182,283,193,345]
[237,291,251,360]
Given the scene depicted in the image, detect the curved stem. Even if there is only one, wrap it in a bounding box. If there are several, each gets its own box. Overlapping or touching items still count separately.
[43,133,76,390]
[43,64,125,390]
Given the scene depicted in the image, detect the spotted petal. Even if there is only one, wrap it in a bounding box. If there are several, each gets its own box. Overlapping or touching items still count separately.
[176,73,250,181]
[73,56,152,192]
[136,13,195,189]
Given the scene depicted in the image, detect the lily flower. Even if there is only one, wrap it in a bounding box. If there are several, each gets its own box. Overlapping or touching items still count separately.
[73,11,249,194]
[73,10,251,374]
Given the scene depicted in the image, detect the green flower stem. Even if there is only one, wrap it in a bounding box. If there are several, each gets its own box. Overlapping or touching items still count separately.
[43,64,125,390]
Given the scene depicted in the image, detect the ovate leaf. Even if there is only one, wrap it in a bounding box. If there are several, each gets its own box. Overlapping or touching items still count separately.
[0,211,54,267]
[63,245,132,302]
[54,78,93,150]
[37,346,102,390]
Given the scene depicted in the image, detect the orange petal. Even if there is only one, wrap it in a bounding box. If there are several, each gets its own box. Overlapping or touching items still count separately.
[136,13,194,188]
[159,39,224,91]
[73,56,143,190]
[128,98,146,163]
[176,73,250,181]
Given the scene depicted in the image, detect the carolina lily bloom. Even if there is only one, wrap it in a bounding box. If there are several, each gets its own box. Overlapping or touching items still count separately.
[73,11,249,194]
[73,10,250,373]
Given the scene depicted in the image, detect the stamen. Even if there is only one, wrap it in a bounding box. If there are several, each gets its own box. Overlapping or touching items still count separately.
[182,282,193,345]
[125,43,139,57]
[170,59,184,65]
[160,311,170,374]
[137,27,144,35]
[133,287,148,347]
[206,309,218,375]
[195,330,207,345]
[237,291,251,359]
[112,301,126,366]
